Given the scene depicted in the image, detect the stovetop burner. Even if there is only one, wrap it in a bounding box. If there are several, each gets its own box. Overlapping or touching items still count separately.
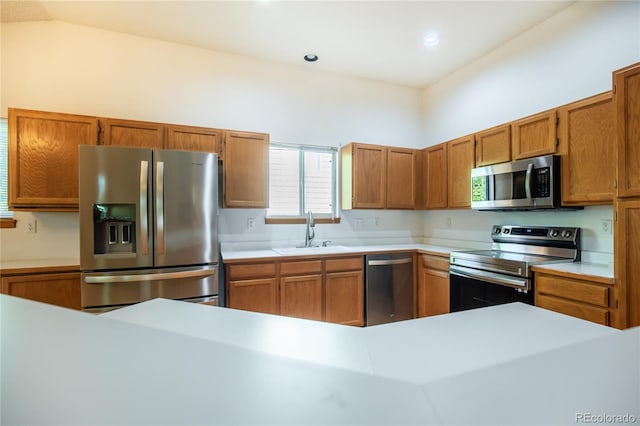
[450,225,580,279]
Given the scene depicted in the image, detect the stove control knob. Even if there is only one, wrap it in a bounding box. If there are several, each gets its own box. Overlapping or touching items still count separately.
[503,228,510,234]
[494,227,501,234]
[562,230,572,239]
[550,230,560,238]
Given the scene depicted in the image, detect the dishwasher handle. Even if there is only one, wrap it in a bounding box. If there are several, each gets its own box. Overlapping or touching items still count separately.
[367,258,413,266]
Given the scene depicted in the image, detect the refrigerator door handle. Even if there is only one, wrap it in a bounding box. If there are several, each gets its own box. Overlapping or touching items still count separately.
[156,161,165,255]
[84,268,217,284]
[139,160,149,255]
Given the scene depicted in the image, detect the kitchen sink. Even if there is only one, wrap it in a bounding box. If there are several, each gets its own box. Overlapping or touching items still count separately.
[272,245,354,255]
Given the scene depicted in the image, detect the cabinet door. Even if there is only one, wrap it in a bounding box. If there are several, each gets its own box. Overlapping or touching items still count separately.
[475,124,511,166]
[223,131,269,208]
[100,118,164,148]
[325,270,364,326]
[558,92,615,205]
[165,124,222,155]
[1,272,81,310]
[417,268,449,318]
[614,62,640,198]
[386,148,416,209]
[8,109,98,210]
[423,144,448,209]
[447,135,475,209]
[511,110,557,160]
[351,144,386,209]
[280,274,323,321]
[615,199,640,328]
[227,278,278,315]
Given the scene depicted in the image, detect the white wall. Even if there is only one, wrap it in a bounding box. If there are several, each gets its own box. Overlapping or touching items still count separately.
[0,20,423,261]
[421,1,640,260]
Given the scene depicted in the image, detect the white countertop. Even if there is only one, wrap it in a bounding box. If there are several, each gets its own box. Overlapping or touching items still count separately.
[532,261,615,280]
[2,295,637,424]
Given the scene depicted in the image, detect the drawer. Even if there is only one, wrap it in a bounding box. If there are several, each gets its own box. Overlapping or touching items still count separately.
[536,274,609,307]
[421,254,449,271]
[280,260,322,276]
[325,257,363,273]
[536,294,609,326]
[227,263,276,280]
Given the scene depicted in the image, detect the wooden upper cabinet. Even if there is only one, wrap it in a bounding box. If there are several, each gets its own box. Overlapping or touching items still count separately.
[99,118,164,148]
[341,143,386,209]
[558,92,615,206]
[475,124,511,166]
[511,110,557,160]
[165,124,222,155]
[8,108,98,210]
[386,148,416,209]
[447,135,475,209]
[614,62,640,198]
[223,130,269,208]
[422,144,448,209]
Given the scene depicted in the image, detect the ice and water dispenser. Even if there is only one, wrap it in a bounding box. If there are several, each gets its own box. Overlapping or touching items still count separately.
[93,204,136,255]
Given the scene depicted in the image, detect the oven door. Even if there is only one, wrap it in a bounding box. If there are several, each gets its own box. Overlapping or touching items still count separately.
[449,265,534,312]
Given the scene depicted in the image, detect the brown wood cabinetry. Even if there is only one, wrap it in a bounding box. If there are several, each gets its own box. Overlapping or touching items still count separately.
[614,62,640,198]
[422,143,447,209]
[386,148,416,209]
[475,124,511,166]
[447,135,475,209]
[535,271,614,327]
[558,92,615,206]
[225,255,364,325]
[99,118,164,148]
[8,108,98,210]
[511,110,557,160]
[223,130,269,208]
[341,143,386,209]
[165,124,222,154]
[1,271,81,310]
[325,257,364,326]
[226,263,278,314]
[417,254,450,317]
[615,199,640,328]
[280,260,323,320]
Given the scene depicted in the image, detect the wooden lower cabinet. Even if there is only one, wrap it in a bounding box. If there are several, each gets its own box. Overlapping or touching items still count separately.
[417,254,450,317]
[225,256,364,325]
[280,275,323,320]
[1,272,81,310]
[615,198,640,328]
[534,272,615,327]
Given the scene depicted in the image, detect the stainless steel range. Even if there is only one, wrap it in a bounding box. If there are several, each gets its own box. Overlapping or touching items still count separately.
[449,225,580,312]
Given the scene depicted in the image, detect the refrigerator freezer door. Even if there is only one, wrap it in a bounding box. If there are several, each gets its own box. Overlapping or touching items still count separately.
[80,145,154,270]
[81,265,218,310]
[154,150,219,267]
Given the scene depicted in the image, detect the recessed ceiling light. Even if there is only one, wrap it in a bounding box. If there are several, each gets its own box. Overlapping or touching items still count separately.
[423,33,440,47]
[304,54,318,62]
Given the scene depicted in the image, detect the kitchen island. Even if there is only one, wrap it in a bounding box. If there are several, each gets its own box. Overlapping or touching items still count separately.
[2,295,638,425]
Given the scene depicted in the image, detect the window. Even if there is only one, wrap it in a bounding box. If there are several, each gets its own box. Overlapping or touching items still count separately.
[0,118,14,226]
[267,143,338,221]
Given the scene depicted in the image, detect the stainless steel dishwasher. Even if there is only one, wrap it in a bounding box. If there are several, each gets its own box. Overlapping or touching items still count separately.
[365,253,414,326]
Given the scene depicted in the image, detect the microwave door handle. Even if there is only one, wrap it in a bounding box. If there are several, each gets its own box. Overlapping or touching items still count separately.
[525,162,534,204]
[139,160,149,255]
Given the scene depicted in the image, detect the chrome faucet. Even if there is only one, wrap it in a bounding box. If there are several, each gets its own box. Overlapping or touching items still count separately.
[305,210,315,247]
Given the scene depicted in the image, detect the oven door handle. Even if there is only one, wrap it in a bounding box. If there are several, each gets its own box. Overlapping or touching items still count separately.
[450,266,530,291]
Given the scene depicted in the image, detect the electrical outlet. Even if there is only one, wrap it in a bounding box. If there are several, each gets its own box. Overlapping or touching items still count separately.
[374,217,380,226]
[355,218,364,227]
[446,217,452,227]
[25,219,37,234]
[247,218,255,230]
[600,219,612,235]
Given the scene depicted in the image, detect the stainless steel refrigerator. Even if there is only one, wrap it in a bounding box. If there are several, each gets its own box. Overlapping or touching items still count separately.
[79,145,219,312]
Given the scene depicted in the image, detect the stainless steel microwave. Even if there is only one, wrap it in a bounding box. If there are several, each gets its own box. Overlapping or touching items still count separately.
[471,154,561,210]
